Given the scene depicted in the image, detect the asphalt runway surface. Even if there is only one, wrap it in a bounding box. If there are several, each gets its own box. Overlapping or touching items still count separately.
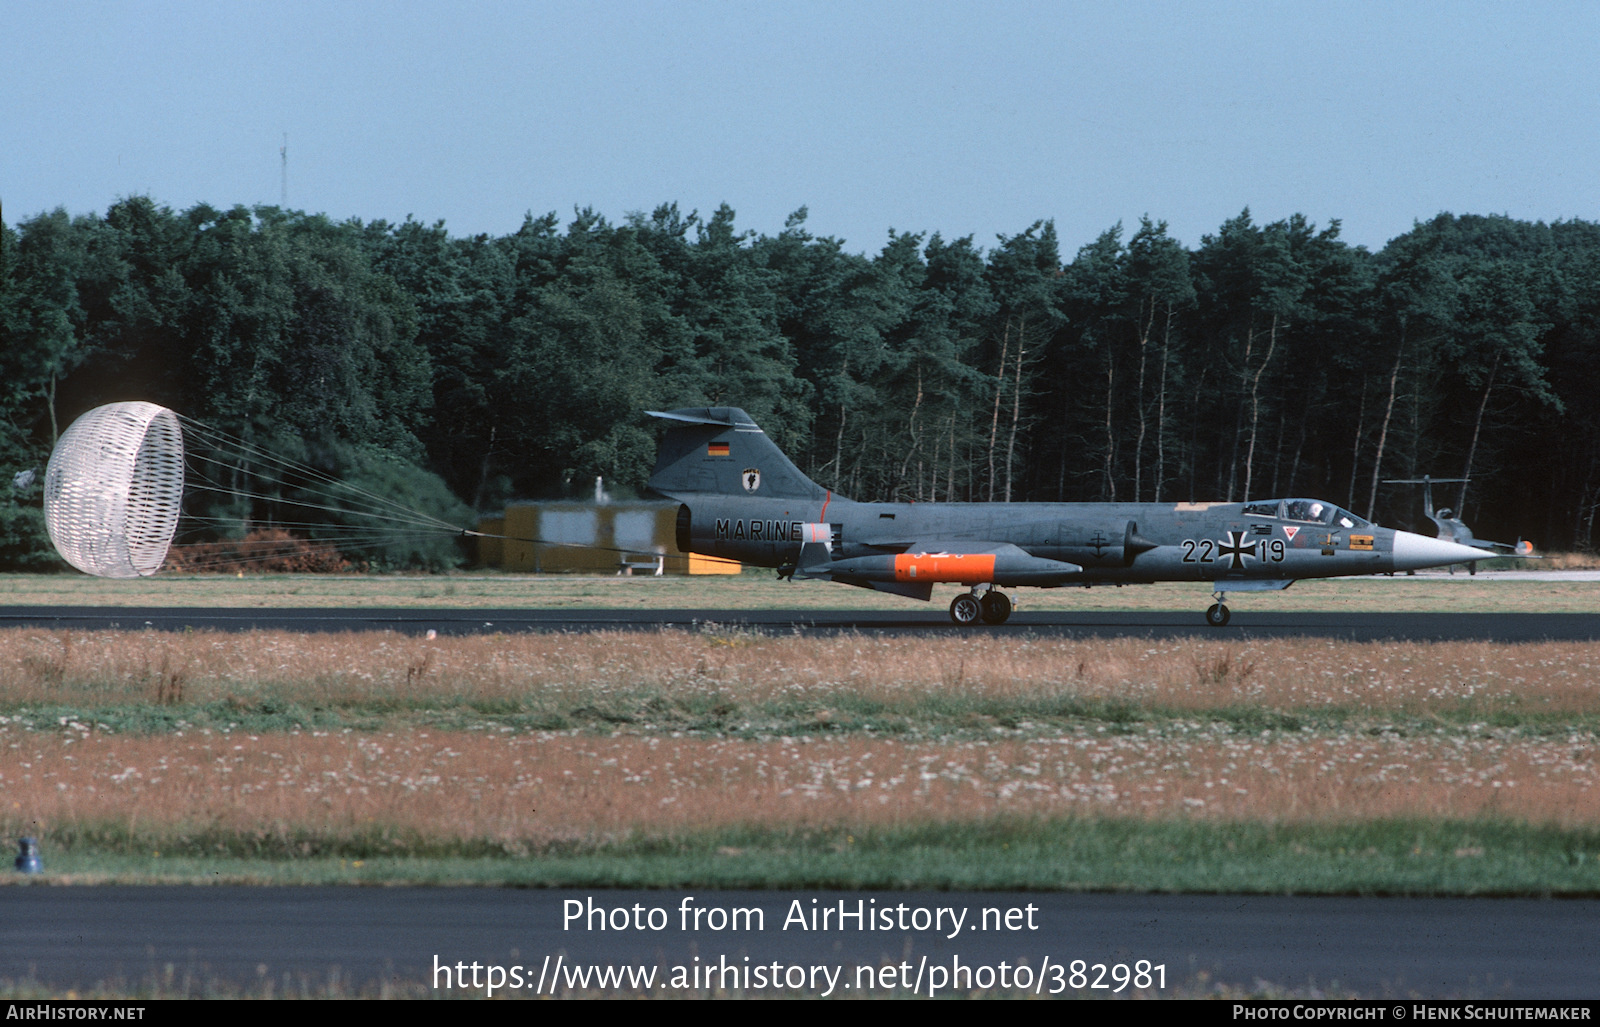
[2,887,1594,998]
[3,606,1600,642]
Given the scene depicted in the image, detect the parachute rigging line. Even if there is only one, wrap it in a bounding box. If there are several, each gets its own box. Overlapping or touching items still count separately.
[44,403,669,576]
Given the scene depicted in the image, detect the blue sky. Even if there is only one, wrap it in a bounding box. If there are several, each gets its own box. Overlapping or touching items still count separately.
[7,1,1599,255]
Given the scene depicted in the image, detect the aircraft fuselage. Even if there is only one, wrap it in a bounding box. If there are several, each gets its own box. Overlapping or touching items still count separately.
[680,495,1419,584]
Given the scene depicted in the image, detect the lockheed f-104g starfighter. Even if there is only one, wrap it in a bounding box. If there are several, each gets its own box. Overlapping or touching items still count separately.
[647,407,1501,626]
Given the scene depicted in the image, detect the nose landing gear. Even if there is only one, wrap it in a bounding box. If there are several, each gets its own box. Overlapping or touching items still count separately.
[1206,589,1232,627]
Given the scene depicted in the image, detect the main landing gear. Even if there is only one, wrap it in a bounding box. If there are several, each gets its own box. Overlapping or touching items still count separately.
[949,586,1012,626]
[1205,589,1231,627]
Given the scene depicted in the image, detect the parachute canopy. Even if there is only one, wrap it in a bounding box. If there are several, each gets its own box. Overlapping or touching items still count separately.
[44,401,185,578]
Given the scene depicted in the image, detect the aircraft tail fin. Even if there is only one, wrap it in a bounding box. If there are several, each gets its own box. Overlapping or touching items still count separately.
[646,408,830,502]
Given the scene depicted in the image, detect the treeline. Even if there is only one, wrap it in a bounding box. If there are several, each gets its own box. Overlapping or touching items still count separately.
[4,196,1600,568]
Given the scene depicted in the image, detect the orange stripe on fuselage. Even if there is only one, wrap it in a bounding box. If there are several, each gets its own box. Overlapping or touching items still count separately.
[893,552,997,583]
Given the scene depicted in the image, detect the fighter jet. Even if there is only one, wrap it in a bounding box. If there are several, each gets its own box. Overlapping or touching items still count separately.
[647,407,1498,626]
[1383,476,1535,575]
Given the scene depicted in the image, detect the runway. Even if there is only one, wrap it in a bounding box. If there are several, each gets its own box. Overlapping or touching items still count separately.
[1,887,1594,998]
[3,606,1600,642]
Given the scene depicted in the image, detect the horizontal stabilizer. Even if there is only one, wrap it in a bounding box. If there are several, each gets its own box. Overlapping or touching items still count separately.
[646,408,759,429]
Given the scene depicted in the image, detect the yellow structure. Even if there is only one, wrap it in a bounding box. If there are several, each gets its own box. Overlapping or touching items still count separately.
[475,501,740,574]
[687,552,742,574]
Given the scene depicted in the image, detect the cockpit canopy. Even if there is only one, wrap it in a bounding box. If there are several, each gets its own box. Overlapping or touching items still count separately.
[1241,498,1369,529]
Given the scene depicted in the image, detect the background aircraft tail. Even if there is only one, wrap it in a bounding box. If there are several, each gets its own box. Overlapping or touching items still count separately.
[646,407,831,502]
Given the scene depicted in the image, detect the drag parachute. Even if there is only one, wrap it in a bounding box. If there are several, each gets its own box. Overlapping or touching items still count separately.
[44,402,186,578]
[40,401,477,576]
[38,401,585,577]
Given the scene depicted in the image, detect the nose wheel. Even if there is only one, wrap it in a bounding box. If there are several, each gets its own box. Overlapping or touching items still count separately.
[1205,589,1231,627]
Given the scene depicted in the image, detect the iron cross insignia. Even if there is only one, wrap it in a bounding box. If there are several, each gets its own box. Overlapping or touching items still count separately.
[1217,530,1258,571]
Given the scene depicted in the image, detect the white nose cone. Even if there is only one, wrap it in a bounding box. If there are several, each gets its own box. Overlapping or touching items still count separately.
[1391,530,1491,572]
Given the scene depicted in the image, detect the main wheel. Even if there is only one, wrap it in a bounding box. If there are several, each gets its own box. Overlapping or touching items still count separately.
[949,594,982,626]
[1205,602,1231,627]
[979,591,1012,625]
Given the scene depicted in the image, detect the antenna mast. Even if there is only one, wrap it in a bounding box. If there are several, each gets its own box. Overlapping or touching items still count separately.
[280,133,288,206]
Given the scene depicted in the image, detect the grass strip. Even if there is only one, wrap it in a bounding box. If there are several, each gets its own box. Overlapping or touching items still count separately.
[12,818,1600,895]
[10,693,1600,740]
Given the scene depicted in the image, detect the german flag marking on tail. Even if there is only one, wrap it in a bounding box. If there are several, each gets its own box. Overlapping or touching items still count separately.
[707,442,730,457]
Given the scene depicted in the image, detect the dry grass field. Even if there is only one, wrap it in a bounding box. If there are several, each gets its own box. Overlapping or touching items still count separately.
[4,721,1594,847]
[3,626,1599,717]
[2,628,1596,869]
